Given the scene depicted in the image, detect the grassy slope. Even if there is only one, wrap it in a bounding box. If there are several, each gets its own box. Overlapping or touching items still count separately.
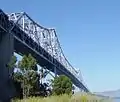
[12,93,113,102]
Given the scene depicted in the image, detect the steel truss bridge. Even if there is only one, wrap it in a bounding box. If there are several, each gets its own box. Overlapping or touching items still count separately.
[0,9,89,93]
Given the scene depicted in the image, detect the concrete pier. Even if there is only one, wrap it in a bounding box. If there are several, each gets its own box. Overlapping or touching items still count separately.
[0,31,15,101]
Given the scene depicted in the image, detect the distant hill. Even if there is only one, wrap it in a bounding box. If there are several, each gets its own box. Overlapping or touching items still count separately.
[94,89,120,98]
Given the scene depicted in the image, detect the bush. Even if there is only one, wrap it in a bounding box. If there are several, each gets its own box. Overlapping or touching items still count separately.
[52,75,72,95]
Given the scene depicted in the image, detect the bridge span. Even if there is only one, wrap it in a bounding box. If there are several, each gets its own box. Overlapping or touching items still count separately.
[0,9,89,100]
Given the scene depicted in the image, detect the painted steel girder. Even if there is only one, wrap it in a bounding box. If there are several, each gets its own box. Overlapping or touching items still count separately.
[8,11,87,89]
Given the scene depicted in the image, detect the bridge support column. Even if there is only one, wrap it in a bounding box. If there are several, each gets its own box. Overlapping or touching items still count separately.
[0,32,15,101]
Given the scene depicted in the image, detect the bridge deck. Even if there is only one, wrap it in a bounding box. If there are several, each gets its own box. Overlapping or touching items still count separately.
[0,9,89,92]
[13,25,88,92]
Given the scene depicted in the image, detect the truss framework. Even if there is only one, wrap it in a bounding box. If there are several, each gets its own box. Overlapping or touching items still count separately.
[8,12,85,86]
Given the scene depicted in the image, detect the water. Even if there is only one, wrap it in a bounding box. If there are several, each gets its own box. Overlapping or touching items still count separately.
[112,98,120,102]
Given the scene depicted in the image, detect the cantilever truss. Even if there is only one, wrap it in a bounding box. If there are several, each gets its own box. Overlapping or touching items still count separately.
[8,12,85,86]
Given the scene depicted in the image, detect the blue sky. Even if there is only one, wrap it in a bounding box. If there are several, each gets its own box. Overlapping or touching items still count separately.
[1,0,120,92]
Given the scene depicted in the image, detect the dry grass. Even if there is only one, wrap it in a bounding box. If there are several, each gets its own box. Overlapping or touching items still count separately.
[12,93,113,102]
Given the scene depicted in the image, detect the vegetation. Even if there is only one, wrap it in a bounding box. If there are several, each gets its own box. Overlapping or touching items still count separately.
[7,55,17,77]
[8,54,74,98]
[7,54,40,98]
[7,55,17,69]
[17,54,38,98]
[12,94,113,102]
[8,54,113,102]
[52,75,73,95]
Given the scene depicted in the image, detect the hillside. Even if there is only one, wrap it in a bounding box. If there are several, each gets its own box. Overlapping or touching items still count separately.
[95,89,120,98]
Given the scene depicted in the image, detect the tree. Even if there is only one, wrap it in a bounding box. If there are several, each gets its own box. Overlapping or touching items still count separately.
[7,55,17,69]
[7,55,17,77]
[52,75,72,95]
[7,54,52,98]
[17,54,38,98]
[7,55,23,98]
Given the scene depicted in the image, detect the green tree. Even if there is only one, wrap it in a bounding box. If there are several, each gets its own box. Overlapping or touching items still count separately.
[52,75,72,95]
[17,54,38,98]
[7,55,17,77]
[7,54,39,98]
[7,55,17,69]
